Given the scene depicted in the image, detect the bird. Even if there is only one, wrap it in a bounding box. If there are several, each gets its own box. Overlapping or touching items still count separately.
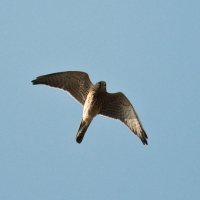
[31,71,148,145]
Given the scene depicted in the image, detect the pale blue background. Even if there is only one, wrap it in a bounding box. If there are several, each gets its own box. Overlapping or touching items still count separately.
[1,1,200,199]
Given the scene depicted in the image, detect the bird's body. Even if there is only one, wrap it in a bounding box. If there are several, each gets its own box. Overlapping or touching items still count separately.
[76,81,106,143]
[32,71,148,145]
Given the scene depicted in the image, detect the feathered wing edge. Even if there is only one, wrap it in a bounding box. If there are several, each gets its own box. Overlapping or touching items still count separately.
[99,92,148,145]
[31,71,94,105]
[124,118,148,145]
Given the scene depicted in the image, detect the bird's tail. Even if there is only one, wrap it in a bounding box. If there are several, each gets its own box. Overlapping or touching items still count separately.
[76,119,90,144]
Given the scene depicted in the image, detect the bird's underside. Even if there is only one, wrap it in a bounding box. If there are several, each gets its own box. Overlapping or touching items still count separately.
[32,71,148,145]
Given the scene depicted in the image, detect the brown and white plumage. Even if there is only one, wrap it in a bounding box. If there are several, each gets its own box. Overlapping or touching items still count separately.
[32,71,148,145]
[32,71,93,105]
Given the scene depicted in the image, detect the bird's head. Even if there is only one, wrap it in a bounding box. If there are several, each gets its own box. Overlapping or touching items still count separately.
[95,81,107,92]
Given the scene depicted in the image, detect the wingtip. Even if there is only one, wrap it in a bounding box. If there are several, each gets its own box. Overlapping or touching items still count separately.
[140,136,148,145]
[31,79,40,85]
[143,140,148,145]
[141,129,148,145]
[31,80,36,85]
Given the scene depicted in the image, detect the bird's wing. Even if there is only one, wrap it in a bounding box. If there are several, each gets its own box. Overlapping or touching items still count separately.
[99,92,148,145]
[32,71,94,105]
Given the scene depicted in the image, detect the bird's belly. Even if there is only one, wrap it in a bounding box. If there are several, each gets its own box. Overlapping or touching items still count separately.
[83,101,99,119]
[83,96,101,120]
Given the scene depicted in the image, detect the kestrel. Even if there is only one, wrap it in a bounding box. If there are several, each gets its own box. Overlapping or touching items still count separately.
[32,71,148,145]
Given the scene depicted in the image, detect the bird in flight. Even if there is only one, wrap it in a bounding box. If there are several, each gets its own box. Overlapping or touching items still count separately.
[32,71,148,145]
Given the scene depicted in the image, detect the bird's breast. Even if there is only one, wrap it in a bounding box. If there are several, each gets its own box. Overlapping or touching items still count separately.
[83,91,104,119]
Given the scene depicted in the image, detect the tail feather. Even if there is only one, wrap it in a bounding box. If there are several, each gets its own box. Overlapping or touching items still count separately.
[76,120,89,144]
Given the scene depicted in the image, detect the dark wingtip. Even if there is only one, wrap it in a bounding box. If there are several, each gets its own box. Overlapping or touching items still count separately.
[140,136,148,145]
[142,136,148,145]
[142,129,148,145]
[31,79,37,85]
[31,79,41,85]
[143,140,148,145]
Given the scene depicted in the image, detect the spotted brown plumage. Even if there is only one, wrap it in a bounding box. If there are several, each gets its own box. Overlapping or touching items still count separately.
[32,71,148,145]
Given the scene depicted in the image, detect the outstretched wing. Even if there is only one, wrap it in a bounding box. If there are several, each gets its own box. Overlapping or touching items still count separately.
[32,71,94,105]
[99,92,148,145]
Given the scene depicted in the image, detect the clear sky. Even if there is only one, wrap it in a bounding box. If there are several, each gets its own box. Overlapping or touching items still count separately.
[1,1,200,199]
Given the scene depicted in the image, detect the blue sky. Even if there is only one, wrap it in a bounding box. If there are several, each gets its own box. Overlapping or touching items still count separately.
[1,1,200,199]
